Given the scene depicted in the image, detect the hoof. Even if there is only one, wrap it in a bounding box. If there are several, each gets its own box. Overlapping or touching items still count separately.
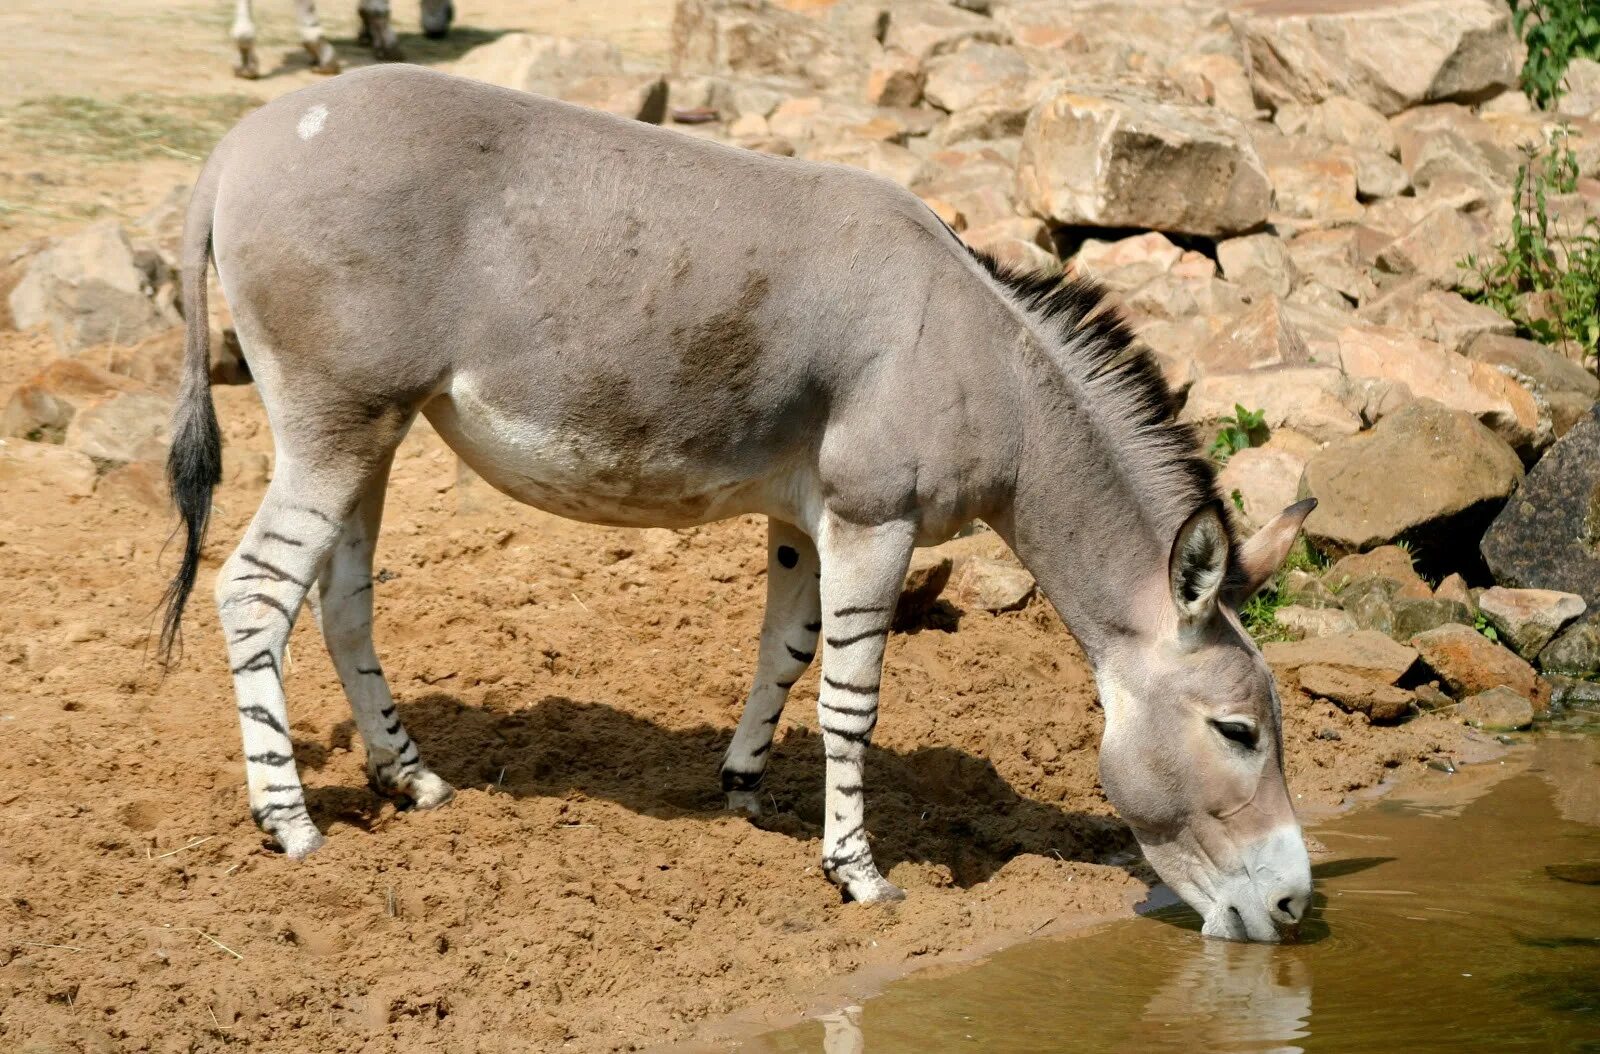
[302,40,341,74]
[421,0,455,38]
[829,860,905,903]
[409,773,456,811]
[726,790,761,815]
[279,827,326,861]
[233,61,260,80]
[373,44,405,62]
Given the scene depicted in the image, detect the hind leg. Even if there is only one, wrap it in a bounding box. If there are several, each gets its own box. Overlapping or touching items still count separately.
[420,0,453,38]
[217,456,389,858]
[231,0,260,78]
[720,519,820,813]
[292,0,341,73]
[316,454,453,809]
[358,0,404,60]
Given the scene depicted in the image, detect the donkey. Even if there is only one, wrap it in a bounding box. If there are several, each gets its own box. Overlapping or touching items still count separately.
[230,0,453,78]
[161,65,1316,941]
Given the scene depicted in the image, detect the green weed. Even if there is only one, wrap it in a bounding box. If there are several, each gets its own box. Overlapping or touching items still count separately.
[1475,613,1502,644]
[1512,0,1600,109]
[1462,128,1600,363]
[1208,405,1268,464]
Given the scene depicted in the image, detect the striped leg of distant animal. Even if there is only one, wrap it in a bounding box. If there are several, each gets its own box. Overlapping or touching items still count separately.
[720,519,822,814]
[215,457,380,858]
[315,455,453,810]
[230,0,261,78]
[814,513,913,903]
[357,0,403,60]
[292,0,341,73]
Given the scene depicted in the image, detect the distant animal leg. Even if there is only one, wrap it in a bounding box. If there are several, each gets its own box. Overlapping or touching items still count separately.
[420,0,454,38]
[293,0,340,73]
[720,519,821,814]
[358,0,403,61]
[231,0,260,79]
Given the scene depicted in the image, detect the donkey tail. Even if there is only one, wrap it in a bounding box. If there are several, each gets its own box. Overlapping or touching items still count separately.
[158,154,226,663]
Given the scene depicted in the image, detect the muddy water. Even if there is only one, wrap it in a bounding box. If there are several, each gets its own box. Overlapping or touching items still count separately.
[748,733,1600,1053]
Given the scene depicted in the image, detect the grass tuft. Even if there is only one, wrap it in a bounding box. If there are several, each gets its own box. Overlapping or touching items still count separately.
[3,93,259,164]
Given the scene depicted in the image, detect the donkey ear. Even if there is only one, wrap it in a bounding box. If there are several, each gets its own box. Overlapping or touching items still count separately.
[1228,498,1317,603]
[1169,503,1230,627]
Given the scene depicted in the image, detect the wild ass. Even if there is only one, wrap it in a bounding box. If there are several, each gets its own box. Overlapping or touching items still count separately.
[229,0,453,78]
[161,65,1315,942]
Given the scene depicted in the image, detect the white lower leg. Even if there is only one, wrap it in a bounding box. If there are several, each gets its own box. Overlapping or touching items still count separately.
[318,477,452,810]
[292,0,339,70]
[358,0,401,58]
[721,520,820,813]
[217,495,348,859]
[814,514,913,903]
[230,0,260,77]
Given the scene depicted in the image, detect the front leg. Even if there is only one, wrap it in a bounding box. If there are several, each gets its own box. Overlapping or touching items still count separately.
[814,513,914,903]
[358,0,403,60]
[231,0,260,78]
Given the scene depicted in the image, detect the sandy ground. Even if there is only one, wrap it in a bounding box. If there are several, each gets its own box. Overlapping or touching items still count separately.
[0,3,1479,1051]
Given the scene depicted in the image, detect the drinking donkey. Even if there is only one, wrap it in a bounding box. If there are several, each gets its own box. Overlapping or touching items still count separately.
[162,65,1314,942]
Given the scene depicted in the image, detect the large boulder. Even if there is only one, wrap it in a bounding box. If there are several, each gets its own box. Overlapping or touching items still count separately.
[1216,233,1297,298]
[1477,587,1586,660]
[671,0,874,87]
[452,33,623,93]
[8,222,181,352]
[1231,0,1520,117]
[62,390,171,466]
[1466,333,1599,402]
[1481,408,1600,608]
[0,358,143,443]
[1193,296,1312,375]
[922,43,1034,114]
[1300,400,1523,562]
[1263,629,1419,683]
[1409,623,1551,710]
[1539,613,1600,678]
[884,0,1007,61]
[1335,326,1547,457]
[1181,366,1362,444]
[1016,85,1270,237]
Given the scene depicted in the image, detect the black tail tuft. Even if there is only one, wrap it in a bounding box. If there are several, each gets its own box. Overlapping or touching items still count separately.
[158,385,222,663]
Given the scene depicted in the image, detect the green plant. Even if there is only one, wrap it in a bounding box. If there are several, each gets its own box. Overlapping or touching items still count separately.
[1237,539,1326,644]
[1475,613,1501,644]
[1463,128,1600,363]
[1208,405,1268,464]
[1512,0,1600,109]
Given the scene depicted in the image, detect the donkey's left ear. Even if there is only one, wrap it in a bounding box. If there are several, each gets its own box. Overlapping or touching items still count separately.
[1169,503,1231,628]
[1227,498,1317,603]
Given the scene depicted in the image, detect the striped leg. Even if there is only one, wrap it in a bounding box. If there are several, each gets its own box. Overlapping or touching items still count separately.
[720,519,821,814]
[358,0,403,60]
[230,0,260,78]
[316,459,452,810]
[214,459,372,859]
[292,0,340,73]
[814,514,913,903]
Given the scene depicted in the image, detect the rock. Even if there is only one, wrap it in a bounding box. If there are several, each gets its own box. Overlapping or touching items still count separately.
[1072,232,1182,293]
[1263,629,1419,684]
[1300,400,1523,560]
[1283,565,1342,608]
[0,438,98,500]
[884,0,1006,61]
[1477,587,1587,660]
[62,390,171,466]
[1413,682,1453,710]
[865,50,922,107]
[1323,546,1429,595]
[933,102,1032,145]
[806,139,927,187]
[1371,206,1492,291]
[452,32,622,93]
[1216,233,1297,298]
[8,222,181,352]
[1353,149,1410,199]
[1547,674,1600,708]
[1218,444,1307,533]
[0,358,142,443]
[1274,605,1357,638]
[1181,366,1362,444]
[559,74,669,123]
[1376,290,1513,355]
[1335,327,1546,457]
[1481,408,1600,608]
[1194,296,1313,376]
[1017,85,1270,237]
[1434,573,1475,612]
[1285,228,1375,305]
[1538,613,1600,677]
[1557,57,1600,118]
[671,0,867,86]
[1409,623,1551,710]
[1297,664,1414,722]
[1339,578,1400,637]
[897,551,953,624]
[1458,686,1534,731]
[1466,333,1600,401]
[922,44,1033,113]
[1231,0,1519,116]
[1257,135,1363,225]
[1391,597,1474,641]
[955,556,1035,613]
[1274,96,1396,156]
[1170,52,1258,121]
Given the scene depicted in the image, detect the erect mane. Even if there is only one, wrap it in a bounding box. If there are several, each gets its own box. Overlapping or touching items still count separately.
[969,249,1233,552]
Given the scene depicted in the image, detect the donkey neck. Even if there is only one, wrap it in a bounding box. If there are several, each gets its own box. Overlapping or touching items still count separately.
[980,283,1218,663]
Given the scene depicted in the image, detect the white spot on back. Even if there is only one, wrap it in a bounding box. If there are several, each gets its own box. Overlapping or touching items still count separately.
[297,103,329,140]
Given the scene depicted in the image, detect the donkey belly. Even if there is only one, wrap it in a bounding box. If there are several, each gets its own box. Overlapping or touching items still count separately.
[423,375,792,529]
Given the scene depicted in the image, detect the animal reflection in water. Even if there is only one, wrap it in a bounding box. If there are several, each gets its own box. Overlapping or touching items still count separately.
[811,944,1310,1054]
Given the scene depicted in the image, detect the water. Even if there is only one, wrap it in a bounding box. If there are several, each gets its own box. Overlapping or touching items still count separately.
[747,734,1600,1054]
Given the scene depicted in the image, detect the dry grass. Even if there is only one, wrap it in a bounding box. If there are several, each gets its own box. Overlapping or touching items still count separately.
[2,92,260,163]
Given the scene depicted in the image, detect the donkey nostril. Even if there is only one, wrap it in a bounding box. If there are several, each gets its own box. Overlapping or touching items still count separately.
[1273,893,1306,924]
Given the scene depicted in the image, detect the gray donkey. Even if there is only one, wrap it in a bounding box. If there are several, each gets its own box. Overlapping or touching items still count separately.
[230,0,453,78]
[161,65,1315,941]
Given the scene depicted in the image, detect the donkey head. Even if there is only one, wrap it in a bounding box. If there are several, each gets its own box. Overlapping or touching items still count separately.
[1095,498,1317,942]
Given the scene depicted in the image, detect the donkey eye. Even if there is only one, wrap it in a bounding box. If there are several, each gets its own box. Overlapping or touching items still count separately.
[1211,719,1259,750]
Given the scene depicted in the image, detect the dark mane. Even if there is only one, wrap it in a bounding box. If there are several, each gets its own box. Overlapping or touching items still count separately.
[967,247,1233,548]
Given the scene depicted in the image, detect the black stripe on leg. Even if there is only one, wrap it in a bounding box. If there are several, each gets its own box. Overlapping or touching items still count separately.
[822,676,879,695]
[236,553,310,587]
[823,845,872,872]
[297,506,339,526]
[786,644,815,663]
[262,531,304,548]
[356,666,383,676]
[379,704,396,719]
[834,783,863,797]
[825,750,854,763]
[350,580,374,598]
[263,783,300,793]
[251,798,306,826]
[833,605,888,618]
[239,593,293,624]
[775,679,796,690]
[231,650,280,677]
[239,704,289,736]
[396,741,419,767]
[749,741,771,759]
[384,719,402,737]
[231,625,268,643]
[246,751,294,766]
[830,820,864,847]
[821,724,874,745]
[825,628,888,648]
[820,699,876,717]
[761,711,782,726]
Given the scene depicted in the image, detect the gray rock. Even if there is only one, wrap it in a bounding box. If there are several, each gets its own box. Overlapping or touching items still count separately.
[1477,587,1587,660]
[8,221,181,352]
[62,390,171,466]
[1274,605,1357,638]
[1301,400,1523,562]
[1458,686,1534,731]
[1466,333,1599,400]
[1482,407,1600,608]
[955,557,1035,613]
[1391,597,1473,641]
[1537,612,1600,678]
